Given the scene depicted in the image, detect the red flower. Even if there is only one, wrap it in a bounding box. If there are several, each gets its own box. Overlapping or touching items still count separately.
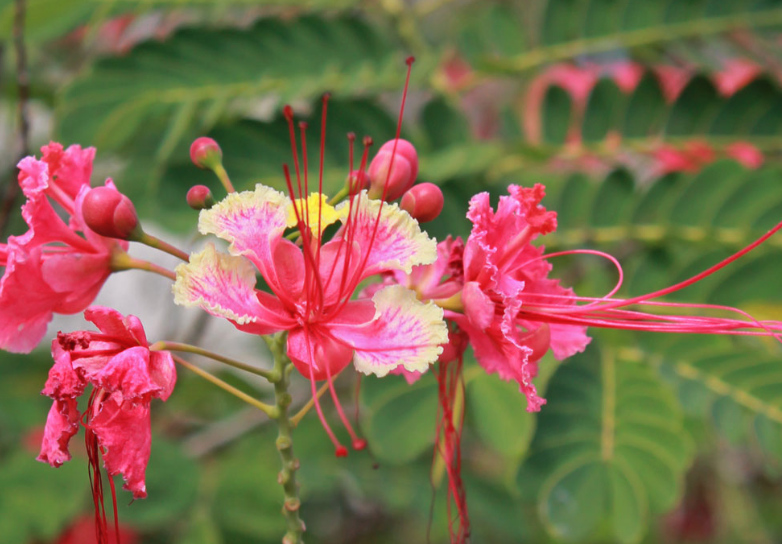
[0,143,126,353]
[38,306,176,500]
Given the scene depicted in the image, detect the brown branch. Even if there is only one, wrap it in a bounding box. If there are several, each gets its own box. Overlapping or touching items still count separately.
[0,0,30,237]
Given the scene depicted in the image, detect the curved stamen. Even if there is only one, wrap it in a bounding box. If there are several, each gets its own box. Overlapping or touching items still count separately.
[324,349,366,450]
[304,328,347,456]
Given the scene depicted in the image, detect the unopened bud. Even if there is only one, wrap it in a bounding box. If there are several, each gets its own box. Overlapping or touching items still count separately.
[367,139,418,201]
[82,186,140,240]
[189,137,222,170]
[400,183,443,223]
[187,185,216,210]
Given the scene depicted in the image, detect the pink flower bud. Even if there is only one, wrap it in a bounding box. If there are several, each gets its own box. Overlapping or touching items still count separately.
[400,183,444,223]
[186,185,216,210]
[189,137,222,170]
[82,186,140,240]
[367,139,418,201]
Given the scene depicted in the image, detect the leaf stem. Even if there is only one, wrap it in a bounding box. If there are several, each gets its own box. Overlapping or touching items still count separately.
[150,341,278,381]
[110,251,176,280]
[265,333,306,544]
[135,231,190,261]
[171,354,278,417]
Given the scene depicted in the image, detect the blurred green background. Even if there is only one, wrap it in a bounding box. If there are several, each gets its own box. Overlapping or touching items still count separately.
[3,1,782,543]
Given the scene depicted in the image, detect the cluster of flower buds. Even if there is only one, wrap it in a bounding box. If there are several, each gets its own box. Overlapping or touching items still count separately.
[365,138,444,223]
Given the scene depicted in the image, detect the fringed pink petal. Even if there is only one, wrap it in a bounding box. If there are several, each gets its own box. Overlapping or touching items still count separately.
[90,346,164,402]
[40,142,96,201]
[91,394,151,500]
[37,399,80,468]
[329,285,448,377]
[174,243,294,334]
[42,342,85,399]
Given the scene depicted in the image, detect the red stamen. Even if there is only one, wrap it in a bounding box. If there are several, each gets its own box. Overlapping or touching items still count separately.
[324,349,366,450]
[303,328,346,456]
[283,106,304,202]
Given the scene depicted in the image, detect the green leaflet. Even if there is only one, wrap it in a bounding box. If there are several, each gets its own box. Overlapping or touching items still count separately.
[517,342,693,544]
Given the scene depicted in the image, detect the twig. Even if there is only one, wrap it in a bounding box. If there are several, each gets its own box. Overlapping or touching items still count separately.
[0,0,30,237]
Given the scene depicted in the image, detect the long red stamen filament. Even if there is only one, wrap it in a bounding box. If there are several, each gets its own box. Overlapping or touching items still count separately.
[318,95,329,254]
[283,106,304,202]
[304,329,347,456]
[324,351,366,449]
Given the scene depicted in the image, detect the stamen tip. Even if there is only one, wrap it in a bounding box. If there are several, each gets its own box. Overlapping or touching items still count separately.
[322,92,331,103]
[406,56,415,66]
[335,445,348,458]
[283,105,294,121]
[347,132,356,142]
[298,121,308,130]
[352,439,367,451]
[362,136,373,148]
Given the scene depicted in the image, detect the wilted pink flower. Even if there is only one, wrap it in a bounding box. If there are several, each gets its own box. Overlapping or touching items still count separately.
[38,306,176,501]
[174,79,448,455]
[0,143,126,353]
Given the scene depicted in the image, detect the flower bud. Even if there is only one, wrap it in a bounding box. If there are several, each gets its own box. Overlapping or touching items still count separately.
[367,139,418,201]
[186,185,216,210]
[189,137,222,170]
[400,183,444,223]
[82,186,141,240]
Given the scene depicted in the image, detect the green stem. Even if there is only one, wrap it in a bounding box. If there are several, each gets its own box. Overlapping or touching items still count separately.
[135,231,190,261]
[110,251,176,280]
[172,354,278,417]
[151,341,278,381]
[265,333,306,544]
[213,163,236,193]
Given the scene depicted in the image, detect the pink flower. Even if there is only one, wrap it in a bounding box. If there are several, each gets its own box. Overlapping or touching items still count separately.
[458,184,590,411]
[38,306,176,500]
[174,110,447,454]
[0,143,126,353]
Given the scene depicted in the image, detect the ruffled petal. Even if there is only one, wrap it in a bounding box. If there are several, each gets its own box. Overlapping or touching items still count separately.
[42,342,86,399]
[462,281,496,329]
[174,243,293,334]
[0,246,61,353]
[37,399,80,468]
[149,351,177,401]
[88,346,163,402]
[41,142,95,201]
[91,394,151,500]
[17,156,50,199]
[198,185,290,290]
[84,306,142,346]
[335,192,437,278]
[329,285,448,377]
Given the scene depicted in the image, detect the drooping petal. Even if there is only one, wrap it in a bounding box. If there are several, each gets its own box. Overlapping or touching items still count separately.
[329,285,448,377]
[91,394,151,500]
[42,343,85,399]
[287,326,355,382]
[43,253,113,314]
[83,306,142,346]
[37,399,80,468]
[173,243,293,334]
[335,192,437,278]
[0,246,61,353]
[86,346,165,402]
[149,351,176,402]
[198,185,290,291]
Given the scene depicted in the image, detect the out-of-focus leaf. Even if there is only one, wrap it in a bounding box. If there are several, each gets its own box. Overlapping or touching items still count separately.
[0,450,85,544]
[360,372,439,464]
[517,341,693,543]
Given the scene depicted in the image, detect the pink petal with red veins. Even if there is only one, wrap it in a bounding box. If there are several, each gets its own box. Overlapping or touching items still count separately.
[91,394,151,500]
[41,142,96,200]
[335,193,437,279]
[0,246,61,353]
[317,239,361,306]
[174,243,294,334]
[42,343,86,399]
[198,185,290,292]
[37,399,80,468]
[329,285,448,377]
[149,351,176,401]
[287,326,355,381]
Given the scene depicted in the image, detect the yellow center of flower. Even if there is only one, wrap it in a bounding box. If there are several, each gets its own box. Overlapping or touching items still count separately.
[286,193,346,236]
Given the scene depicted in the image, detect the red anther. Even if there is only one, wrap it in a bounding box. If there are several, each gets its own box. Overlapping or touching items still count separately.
[400,182,443,223]
[362,136,374,148]
[406,56,415,65]
[347,132,356,142]
[186,185,216,210]
[82,186,140,240]
[298,121,308,130]
[283,105,294,121]
[352,439,368,451]
[367,148,415,201]
[189,137,222,170]
[322,92,331,102]
[335,445,348,458]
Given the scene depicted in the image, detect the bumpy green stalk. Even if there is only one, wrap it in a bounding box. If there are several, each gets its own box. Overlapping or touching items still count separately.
[265,333,306,544]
